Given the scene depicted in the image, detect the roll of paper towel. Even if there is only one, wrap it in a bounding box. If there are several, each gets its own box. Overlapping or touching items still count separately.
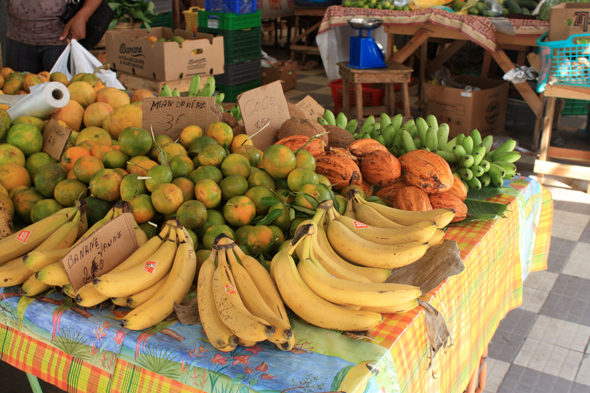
[6,82,70,120]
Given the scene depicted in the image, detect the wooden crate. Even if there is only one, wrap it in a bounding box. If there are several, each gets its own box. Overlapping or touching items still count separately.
[117,72,206,94]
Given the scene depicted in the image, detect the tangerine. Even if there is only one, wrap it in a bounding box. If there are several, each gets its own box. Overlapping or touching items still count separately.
[234,145,262,168]
[172,177,195,202]
[230,134,253,152]
[179,125,203,150]
[151,183,183,214]
[261,144,296,179]
[128,194,156,223]
[145,165,173,192]
[194,179,222,209]
[247,171,275,190]
[73,155,104,183]
[287,168,318,192]
[6,123,43,157]
[245,186,274,215]
[54,179,88,206]
[223,196,256,227]
[246,225,274,254]
[30,199,63,223]
[197,209,225,239]
[0,144,25,167]
[206,122,233,147]
[197,144,227,167]
[176,200,207,230]
[120,174,148,201]
[169,155,194,178]
[202,224,235,250]
[220,153,251,178]
[219,175,248,200]
[189,165,223,185]
[89,168,124,202]
[33,163,65,197]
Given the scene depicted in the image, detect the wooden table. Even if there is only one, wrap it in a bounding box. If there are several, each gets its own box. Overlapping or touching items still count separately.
[338,60,413,121]
[385,23,546,148]
[290,7,326,63]
[534,84,590,193]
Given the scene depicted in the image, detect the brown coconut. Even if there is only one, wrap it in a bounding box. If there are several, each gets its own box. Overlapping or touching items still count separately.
[394,186,432,212]
[360,150,402,187]
[232,125,246,136]
[324,125,355,149]
[222,112,238,128]
[277,117,329,144]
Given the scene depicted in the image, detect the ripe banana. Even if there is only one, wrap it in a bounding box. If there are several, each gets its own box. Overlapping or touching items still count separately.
[76,283,109,308]
[343,198,356,219]
[358,196,454,228]
[62,284,76,298]
[122,228,197,330]
[330,208,437,245]
[20,275,50,297]
[212,246,275,342]
[0,207,76,264]
[429,229,445,245]
[271,238,383,331]
[276,335,296,351]
[353,202,404,229]
[298,246,421,307]
[93,225,174,297]
[360,299,419,314]
[326,220,429,269]
[111,296,129,307]
[226,246,292,344]
[0,257,35,287]
[36,262,70,286]
[23,248,70,273]
[125,271,170,309]
[197,249,239,352]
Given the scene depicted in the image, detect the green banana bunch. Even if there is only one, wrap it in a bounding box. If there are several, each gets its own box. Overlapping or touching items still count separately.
[336,112,348,129]
[345,119,358,134]
[215,92,225,105]
[317,117,329,126]
[172,88,180,97]
[160,84,172,97]
[188,74,202,97]
[198,76,216,97]
[323,109,336,126]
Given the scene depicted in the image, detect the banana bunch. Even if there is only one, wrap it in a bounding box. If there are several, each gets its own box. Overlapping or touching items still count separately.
[30,201,148,300]
[121,223,196,330]
[197,234,293,352]
[0,201,87,295]
[349,113,409,149]
[317,109,358,133]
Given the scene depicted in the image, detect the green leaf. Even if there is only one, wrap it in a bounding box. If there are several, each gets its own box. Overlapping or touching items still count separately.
[292,205,316,215]
[300,192,319,208]
[499,187,520,197]
[466,187,502,200]
[289,207,296,221]
[249,379,258,387]
[464,198,508,217]
[261,196,282,207]
[257,209,283,226]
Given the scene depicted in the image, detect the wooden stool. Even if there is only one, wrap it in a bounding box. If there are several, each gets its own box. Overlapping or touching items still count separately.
[337,61,413,121]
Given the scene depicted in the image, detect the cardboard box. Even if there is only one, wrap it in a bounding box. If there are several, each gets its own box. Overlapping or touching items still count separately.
[424,76,509,137]
[261,61,297,91]
[106,27,224,81]
[549,3,590,42]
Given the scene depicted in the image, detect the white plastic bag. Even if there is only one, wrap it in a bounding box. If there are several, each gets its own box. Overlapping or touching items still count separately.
[51,39,125,90]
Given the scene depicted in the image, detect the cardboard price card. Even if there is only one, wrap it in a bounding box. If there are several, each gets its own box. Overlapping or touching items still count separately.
[142,96,222,139]
[296,95,325,122]
[42,119,72,161]
[62,213,139,292]
[237,80,291,151]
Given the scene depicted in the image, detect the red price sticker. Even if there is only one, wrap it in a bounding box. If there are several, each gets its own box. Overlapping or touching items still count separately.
[16,230,31,244]
[353,221,369,229]
[143,261,158,275]
[225,284,236,295]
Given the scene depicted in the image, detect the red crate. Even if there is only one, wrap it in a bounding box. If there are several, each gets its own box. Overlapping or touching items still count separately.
[329,79,385,114]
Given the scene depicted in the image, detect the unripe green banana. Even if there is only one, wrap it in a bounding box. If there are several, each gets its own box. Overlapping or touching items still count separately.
[480,160,491,172]
[215,92,225,104]
[389,146,399,156]
[359,116,375,134]
[414,138,422,149]
[494,161,517,177]
[425,127,438,151]
[375,134,386,146]
[403,119,415,131]
[472,145,486,165]
[345,119,358,133]
[416,117,428,144]
[435,150,457,163]
[482,135,494,154]
[462,178,470,190]
[492,151,521,163]
[491,174,504,187]
[471,165,484,177]
[172,88,180,97]
[426,114,439,131]
[197,76,216,97]
[324,109,336,126]
[379,113,391,132]
[456,134,465,147]
[471,129,482,147]
[460,155,474,168]
[488,163,506,178]
[402,130,417,152]
[160,84,172,97]
[422,147,431,152]
[407,125,418,139]
[467,176,482,190]
[453,145,467,162]
[392,132,403,150]
[458,168,473,181]
[317,117,329,126]
[188,74,201,97]
[437,124,449,151]
[444,137,457,153]
[392,114,403,132]
[480,173,491,187]
[462,135,474,155]
[382,124,395,147]
[336,112,347,129]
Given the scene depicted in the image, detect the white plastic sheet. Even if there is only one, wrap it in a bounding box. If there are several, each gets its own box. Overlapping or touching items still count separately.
[5,82,70,120]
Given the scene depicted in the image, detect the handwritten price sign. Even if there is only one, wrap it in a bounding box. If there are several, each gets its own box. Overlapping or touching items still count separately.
[42,119,72,161]
[238,81,291,151]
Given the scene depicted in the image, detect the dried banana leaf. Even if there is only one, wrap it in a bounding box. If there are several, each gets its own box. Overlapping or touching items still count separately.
[386,239,464,294]
[419,299,453,376]
[173,296,200,325]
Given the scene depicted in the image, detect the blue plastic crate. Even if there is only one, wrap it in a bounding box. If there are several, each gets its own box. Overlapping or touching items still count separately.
[205,0,257,15]
[537,32,590,93]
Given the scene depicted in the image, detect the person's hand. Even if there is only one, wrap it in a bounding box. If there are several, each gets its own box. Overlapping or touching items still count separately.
[59,13,88,42]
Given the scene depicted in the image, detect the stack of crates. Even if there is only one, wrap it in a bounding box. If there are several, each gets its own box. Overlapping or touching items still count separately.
[198,0,261,102]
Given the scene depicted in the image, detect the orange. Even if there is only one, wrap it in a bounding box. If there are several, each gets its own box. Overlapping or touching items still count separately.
[67,169,77,179]
[275,189,295,205]
[120,174,148,201]
[246,225,274,254]
[50,100,84,131]
[334,194,347,215]
[269,203,291,231]
[91,145,113,161]
[172,177,195,202]
[67,81,96,108]
[77,140,97,152]
[96,87,131,110]
[267,225,285,253]
[33,163,66,197]
[148,135,174,160]
[169,155,194,179]
[287,168,318,192]
[130,89,155,103]
[61,146,91,173]
[194,179,222,209]
[206,122,233,147]
[161,143,188,163]
[84,196,112,227]
[189,165,223,185]
[145,165,173,192]
[295,150,316,171]
[76,126,112,147]
[176,200,207,229]
[188,136,217,154]
[247,171,275,190]
[0,193,14,219]
[219,175,248,200]
[295,183,332,210]
[202,224,235,250]
[83,102,113,128]
[89,168,124,202]
[0,144,25,167]
[12,116,44,133]
[0,163,31,193]
[230,134,253,152]
[9,185,28,199]
[150,183,183,214]
[102,150,129,169]
[223,195,256,227]
[197,144,227,167]
[245,186,274,215]
[234,145,261,168]
[235,225,252,246]
[220,154,251,178]
[1,67,14,80]
[30,199,63,223]
[197,209,225,239]
[317,174,331,189]
[128,159,158,176]
[6,123,43,157]
[73,155,104,183]
[13,188,44,223]
[54,179,88,206]
[128,194,156,223]
[118,127,152,157]
[179,125,203,150]
[50,72,68,85]
[261,144,296,179]
[0,109,12,141]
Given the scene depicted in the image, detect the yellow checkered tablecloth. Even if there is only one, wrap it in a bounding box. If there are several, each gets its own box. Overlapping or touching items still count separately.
[0,177,553,393]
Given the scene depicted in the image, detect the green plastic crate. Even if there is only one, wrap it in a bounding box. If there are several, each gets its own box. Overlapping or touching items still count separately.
[142,12,173,29]
[197,10,261,31]
[218,79,261,102]
[198,26,261,64]
[562,99,590,116]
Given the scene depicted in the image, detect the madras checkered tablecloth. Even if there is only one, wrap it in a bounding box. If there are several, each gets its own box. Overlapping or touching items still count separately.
[0,177,553,393]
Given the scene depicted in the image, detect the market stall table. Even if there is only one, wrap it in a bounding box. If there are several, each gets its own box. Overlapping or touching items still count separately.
[0,177,552,393]
[316,7,549,148]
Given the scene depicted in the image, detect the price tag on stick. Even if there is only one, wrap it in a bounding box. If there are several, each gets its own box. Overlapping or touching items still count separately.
[62,213,139,292]
[142,97,222,139]
[42,119,72,161]
[296,95,325,122]
[237,80,291,151]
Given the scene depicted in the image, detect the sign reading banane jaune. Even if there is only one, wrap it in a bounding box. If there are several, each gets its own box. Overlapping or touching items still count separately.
[62,213,139,292]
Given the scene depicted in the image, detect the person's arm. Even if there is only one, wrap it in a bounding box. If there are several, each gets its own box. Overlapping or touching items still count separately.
[59,0,102,42]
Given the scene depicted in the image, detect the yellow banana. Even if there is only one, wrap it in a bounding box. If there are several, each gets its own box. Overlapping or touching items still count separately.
[358,196,454,228]
[0,257,35,287]
[62,284,76,298]
[77,202,88,239]
[429,229,445,245]
[276,335,296,351]
[77,208,115,243]
[23,248,70,273]
[212,246,275,342]
[326,220,429,269]
[232,245,291,323]
[344,198,356,219]
[122,227,197,330]
[353,202,404,229]
[35,262,70,286]
[125,272,170,309]
[197,249,239,352]
[93,226,174,297]
[360,299,419,314]
[0,207,76,264]
[20,275,50,296]
[298,245,421,307]
[76,284,109,308]
[226,246,292,344]
[330,208,437,245]
[238,338,259,347]
[111,296,129,307]
[271,242,383,331]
